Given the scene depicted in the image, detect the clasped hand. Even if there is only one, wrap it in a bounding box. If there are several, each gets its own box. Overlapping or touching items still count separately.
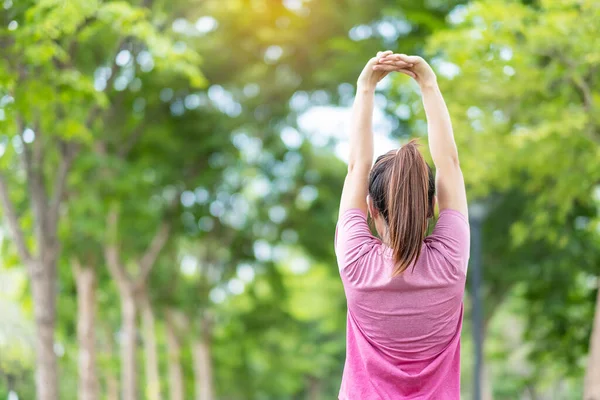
[357,50,437,90]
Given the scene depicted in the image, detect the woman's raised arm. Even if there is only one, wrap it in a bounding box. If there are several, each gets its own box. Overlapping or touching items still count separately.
[338,51,412,218]
[376,54,468,217]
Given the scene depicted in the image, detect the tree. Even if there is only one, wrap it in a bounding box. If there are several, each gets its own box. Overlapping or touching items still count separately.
[0,1,203,398]
[72,258,99,400]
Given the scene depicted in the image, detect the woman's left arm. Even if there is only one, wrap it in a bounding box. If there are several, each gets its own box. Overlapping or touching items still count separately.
[338,51,412,218]
[338,84,375,218]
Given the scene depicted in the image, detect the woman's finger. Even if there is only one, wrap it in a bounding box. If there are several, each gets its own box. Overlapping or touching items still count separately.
[377,50,393,60]
[373,64,399,72]
[396,69,417,78]
[396,54,421,64]
[379,54,402,61]
[374,64,417,78]
[381,54,421,65]
[367,56,379,67]
[378,60,413,68]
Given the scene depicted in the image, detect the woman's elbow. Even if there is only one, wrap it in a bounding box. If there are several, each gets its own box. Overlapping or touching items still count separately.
[434,154,461,172]
[347,160,372,174]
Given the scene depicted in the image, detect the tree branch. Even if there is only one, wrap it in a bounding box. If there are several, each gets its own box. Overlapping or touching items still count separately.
[117,122,146,159]
[85,39,126,128]
[133,191,180,288]
[557,54,599,144]
[572,75,600,145]
[71,256,82,278]
[134,221,171,290]
[0,172,32,263]
[48,141,77,233]
[104,208,131,290]
[31,119,44,171]
[166,308,189,333]
[573,76,593,113]
[571,74,599,142]
[17,117,49,252]
[200,309,214,338]
[66,17,96,63]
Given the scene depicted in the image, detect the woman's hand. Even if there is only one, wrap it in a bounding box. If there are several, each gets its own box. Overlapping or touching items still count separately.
[374,54,437,88]
[357,50,412,91]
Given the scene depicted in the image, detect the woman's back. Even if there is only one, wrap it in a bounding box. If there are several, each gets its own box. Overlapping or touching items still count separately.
[335,208,469,399]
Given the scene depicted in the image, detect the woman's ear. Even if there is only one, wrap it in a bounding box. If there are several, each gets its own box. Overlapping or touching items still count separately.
[367,195,378,218]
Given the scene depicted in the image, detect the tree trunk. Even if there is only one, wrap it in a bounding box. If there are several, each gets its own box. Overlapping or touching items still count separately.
[102,327,119,400]
[140,294,161,400]
[30,261,59,400]
[482,364,494,400]
[307,376,322,400]
[75,265,99,400]
[192,331,214,400]
[105,366,120,400]
[104,209,172,400]
[106,377,120,400]
[0,120,76,400]
[166,320,184,400]
[121,293,138,400]
[584,283,600,399]
[482,316,494,400]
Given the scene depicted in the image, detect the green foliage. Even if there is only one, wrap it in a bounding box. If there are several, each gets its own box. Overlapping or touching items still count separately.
[211,259,346,399]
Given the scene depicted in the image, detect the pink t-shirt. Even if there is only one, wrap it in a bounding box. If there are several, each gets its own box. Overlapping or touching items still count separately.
[335,208,470,399]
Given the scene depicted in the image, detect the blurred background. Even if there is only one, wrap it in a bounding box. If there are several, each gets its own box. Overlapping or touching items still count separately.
[0,0,599,399]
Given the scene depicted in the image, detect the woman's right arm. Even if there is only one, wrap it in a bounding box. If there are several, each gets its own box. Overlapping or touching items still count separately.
[377,54,468,217]
[420,80,468,218]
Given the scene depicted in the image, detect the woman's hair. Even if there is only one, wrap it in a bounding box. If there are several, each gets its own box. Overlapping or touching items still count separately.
[368,140,435,276]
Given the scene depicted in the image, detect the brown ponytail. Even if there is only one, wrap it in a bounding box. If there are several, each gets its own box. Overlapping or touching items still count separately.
[368,140,434,276]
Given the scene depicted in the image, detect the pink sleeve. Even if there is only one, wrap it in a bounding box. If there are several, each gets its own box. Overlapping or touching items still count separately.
[335,209,379,272]
[425,209,470,274]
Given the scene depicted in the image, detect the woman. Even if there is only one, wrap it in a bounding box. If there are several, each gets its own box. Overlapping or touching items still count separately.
[335,51,469,399]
